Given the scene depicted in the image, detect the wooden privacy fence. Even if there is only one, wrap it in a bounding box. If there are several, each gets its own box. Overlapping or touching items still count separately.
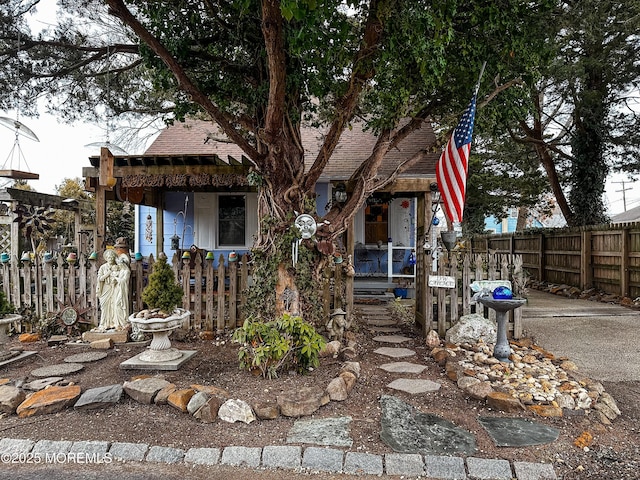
[472,223,640,299]
[0,252,350,333]
[416,252,525,339]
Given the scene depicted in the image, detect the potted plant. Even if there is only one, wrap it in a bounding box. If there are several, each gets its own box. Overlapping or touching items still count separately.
[129,253,190,362]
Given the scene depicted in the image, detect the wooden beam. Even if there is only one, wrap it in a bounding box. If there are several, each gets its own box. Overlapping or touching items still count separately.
[3,188,93,213]
[112,164,250,176]
[0,170,39,180]
[378,177,436,194]
[96,185,106,253]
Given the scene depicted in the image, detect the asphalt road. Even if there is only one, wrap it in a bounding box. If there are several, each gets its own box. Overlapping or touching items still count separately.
[521,289,640,382]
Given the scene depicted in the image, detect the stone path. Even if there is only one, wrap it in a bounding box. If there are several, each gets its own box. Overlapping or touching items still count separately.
[0,305,559,479]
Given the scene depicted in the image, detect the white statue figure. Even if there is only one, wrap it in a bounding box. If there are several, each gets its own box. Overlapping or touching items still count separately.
[95,249,130,331]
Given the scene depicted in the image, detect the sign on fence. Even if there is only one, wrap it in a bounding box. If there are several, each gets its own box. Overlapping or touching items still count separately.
[428,275,456,288]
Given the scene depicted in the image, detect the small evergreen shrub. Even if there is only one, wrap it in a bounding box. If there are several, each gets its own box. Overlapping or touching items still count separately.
[141,254,184,313]
[232,313,326,379]
[0,290,13,316]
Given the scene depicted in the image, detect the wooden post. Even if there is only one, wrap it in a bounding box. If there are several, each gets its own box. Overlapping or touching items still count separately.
[56,256,65,307]
[621,228,630,297]
[205,255,214,331]
[216,255,226,333]
[228,257,238,327]
[155,206,164,257]
[462,253,471,316]
[537,232,545,283]
[96,185,106,254]
[194,253,203,329]
[449,253,458,324]
[181,256,191,328]
[345,217,355,321]
[581,230,592,290]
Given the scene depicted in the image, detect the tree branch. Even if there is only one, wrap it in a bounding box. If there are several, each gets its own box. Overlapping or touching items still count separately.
[303,0,385,192]
[105,0,263,166]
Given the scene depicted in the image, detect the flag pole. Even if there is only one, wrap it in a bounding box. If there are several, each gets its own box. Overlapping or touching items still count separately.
[475,61,487,96]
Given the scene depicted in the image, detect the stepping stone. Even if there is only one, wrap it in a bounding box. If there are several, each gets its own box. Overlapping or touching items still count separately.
[379,362,427,374]
[380,395,476,455]
[387,379,441,394]
[31,363,84,378]
[23,377,64,391]
[286,417,353,447]
[374,347,416,359]
[478,417,560,447]
[64,352,108,363]
[367,318,398,327]
[373,335,412,344]
[367,326,401,333]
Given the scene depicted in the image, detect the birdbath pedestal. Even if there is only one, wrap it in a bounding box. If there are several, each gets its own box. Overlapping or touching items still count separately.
[477,297,526,362]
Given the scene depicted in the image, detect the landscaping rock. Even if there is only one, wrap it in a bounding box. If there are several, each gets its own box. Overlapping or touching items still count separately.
[339,371,357,393]
[252,400,280,420]
[74,384,123,410]
[326,377,348,401]
[123,377,171,404]
[193,396,224,423]
[19,333,40,343]
[154,383,177,405]
[0,385,26,414]
[22,377,64,391]
[444,313,497,344]
[90,338,113,350]
[168,388,196,412]
[340,361,361,378]
[218,399,256,424]
[191,384,230,399]
[486,391,525,413]
[277,386,330,417]
[187,391,209,415]
[16,385,81,418]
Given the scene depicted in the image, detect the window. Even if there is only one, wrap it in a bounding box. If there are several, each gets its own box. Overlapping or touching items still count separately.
[218,195,246,246]
[364,201,388,244]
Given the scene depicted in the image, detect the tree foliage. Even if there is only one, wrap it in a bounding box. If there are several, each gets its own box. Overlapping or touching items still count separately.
[1,0,558,315]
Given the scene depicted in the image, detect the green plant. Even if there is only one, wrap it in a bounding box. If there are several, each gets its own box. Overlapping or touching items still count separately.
[232,313,326,379]
[0,291,14,317]
[388,297,415,326]
[141,254,184,313]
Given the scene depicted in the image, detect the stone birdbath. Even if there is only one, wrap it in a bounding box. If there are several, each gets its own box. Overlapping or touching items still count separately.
[128,309,191,363]
[476,296,526,362]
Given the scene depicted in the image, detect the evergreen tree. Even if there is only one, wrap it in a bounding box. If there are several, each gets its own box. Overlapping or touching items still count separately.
[141,254,183,314]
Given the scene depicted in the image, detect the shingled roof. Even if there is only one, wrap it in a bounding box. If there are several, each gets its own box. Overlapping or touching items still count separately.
[144,118,438,181]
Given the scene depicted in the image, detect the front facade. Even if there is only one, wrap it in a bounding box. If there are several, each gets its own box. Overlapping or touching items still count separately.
[85,118,438,294]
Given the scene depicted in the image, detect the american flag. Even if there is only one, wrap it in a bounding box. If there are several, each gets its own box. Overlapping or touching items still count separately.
[436,94,477,226]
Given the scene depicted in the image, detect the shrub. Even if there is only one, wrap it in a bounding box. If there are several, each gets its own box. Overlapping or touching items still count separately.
[141,253,184,313]
[232,313,326,379]
[0,291,14,316]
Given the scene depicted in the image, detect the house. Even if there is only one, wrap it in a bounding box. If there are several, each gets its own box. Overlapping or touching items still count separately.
[83,118,439,296]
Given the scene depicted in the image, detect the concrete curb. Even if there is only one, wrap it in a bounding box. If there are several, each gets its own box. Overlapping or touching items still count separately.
[0,436,557,479]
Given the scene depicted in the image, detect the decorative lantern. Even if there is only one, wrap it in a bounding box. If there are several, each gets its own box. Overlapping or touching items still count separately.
[171,234,180,251]
[0,253,10,263]
[205,251,215,261]
[20,252,31,262]
[43,252,54,263]
[66,252,77,263]
[134,252,143,261]
[228,251,238,262]
[181,251,191,260]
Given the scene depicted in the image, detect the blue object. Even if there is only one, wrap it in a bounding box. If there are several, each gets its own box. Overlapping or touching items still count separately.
[492,286,513,300]
[432,217,440,226]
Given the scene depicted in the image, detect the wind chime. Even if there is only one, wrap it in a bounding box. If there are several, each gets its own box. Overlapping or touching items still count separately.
[0,30,40,184]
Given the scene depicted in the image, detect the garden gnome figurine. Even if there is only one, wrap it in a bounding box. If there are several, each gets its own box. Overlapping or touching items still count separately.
[326,308,348,342]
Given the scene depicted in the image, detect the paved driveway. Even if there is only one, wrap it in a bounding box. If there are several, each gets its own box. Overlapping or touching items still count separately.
[521,289,640,382]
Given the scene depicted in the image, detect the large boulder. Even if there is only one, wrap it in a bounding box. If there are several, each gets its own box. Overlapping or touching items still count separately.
[445,313,496,345]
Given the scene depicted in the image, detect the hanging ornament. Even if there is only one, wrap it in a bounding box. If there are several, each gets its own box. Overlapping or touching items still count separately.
[432,217,440,226]
[145,214,153,243]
